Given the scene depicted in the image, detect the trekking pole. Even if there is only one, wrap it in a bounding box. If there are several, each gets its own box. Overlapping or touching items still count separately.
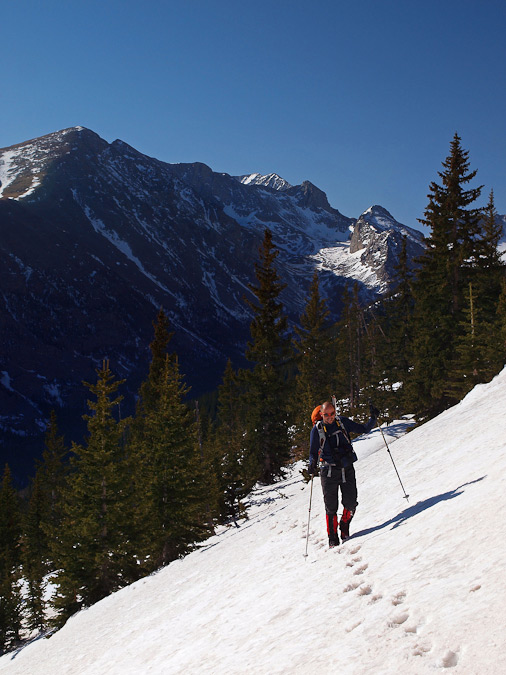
[303,475,314,558]
[377,419,410,502]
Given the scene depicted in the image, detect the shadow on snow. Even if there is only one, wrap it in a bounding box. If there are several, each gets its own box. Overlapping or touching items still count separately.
[352,476,487,540]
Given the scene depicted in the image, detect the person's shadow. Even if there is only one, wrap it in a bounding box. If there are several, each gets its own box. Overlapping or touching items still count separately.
[352,476,486,539]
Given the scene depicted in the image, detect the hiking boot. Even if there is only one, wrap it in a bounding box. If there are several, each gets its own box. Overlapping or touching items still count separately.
[339,520,350,541]
[326,513,339,548]
[339,508,355,541]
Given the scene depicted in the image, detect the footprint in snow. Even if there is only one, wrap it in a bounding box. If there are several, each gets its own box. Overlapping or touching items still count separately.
[437,648,460,668]
[392,591,406,606]
[343,581,361,592]
[346,556,361,567]
[388,611,409,627]
[353,564,368,576]
[403,614,424,635]
[412,640,432,656]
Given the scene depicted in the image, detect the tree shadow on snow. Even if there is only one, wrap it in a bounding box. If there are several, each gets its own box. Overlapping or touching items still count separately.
[351,476,486,540]
[197,476,304,553]
[376,421,415,440]
[7,628,56,660]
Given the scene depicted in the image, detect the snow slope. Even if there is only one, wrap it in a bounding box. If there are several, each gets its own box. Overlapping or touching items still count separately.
[312,242,384,293]
[2,370,506,674]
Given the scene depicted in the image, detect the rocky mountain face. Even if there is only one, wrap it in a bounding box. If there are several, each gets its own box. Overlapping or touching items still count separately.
[349,205,425,292]
[0,127,424,479]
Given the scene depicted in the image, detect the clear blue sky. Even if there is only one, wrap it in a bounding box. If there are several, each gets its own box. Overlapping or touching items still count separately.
[2,0,505,231]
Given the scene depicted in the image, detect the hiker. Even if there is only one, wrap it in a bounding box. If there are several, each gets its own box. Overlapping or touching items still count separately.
[308,401,378,547]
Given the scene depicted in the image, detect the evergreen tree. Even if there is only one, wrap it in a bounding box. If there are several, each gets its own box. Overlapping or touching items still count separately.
[407,133,482,417]
[136,308,174,417]
[49,362,133,625]
[22,472,48,633]
[375,236,415,415]
[129,310,215,568]
[22,412,68,633]
[39,410,68,531]
[127,308,174,561]
[473,190,506,374]
[36,411,68,560]
[242,229,292,484]
[446,283,490,398]
[497,278,506,360]
[359,306,383,415]
[211,359,250,524]
[130,354,213,569]
[0,465,22,654]
[292,271,333,458]
[334,284,364,412]
[475,190,504,303]
[194,400,218,532]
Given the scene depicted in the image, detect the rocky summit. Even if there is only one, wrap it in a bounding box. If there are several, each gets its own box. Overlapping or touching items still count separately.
[0,127,424,479]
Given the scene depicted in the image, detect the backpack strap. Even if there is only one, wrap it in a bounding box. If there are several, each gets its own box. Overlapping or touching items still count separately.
[335,415,352,445]
[315,420,327,464]
[331,394,352,445]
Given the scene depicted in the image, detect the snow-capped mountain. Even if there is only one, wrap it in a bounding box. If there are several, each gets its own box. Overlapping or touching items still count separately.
[2,369,505,674]
[0,127,422,478]
[349,205,425,292]
[311,205,425,296]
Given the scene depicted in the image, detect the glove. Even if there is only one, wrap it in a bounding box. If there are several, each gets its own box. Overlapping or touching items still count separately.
[308,459,317,476]
[369,401,380,419]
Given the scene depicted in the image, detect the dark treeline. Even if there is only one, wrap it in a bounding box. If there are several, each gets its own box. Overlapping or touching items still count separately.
[1,134,505,653]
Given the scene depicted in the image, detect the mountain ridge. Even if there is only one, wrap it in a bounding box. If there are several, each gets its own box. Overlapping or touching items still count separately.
[0,126,425,479]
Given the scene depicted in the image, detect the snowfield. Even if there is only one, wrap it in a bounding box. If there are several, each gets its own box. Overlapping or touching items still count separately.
[2,369,506,674]
[312,242,385,293]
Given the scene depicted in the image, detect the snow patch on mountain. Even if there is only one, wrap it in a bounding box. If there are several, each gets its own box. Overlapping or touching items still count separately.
[0,371,14,391]
[78,201,175,302]
[0,145,44,198]
[237,172,292,191]
[43,383,63,406]
[0,127,85,199]
[361,205,399,231]
[222,204,276,232]
[312,242,385,292]
[355,205,424,245]
[0,150,17,197]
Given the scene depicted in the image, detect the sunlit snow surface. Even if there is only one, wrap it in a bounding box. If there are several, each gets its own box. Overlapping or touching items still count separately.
[239,173,292,191]
[2,369,506,674]
[313,242,385,292]
[0,128,81,199]
[0,150,18,196]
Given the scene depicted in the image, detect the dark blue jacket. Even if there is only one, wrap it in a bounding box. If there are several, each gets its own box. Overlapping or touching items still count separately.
[309,415,376,468]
